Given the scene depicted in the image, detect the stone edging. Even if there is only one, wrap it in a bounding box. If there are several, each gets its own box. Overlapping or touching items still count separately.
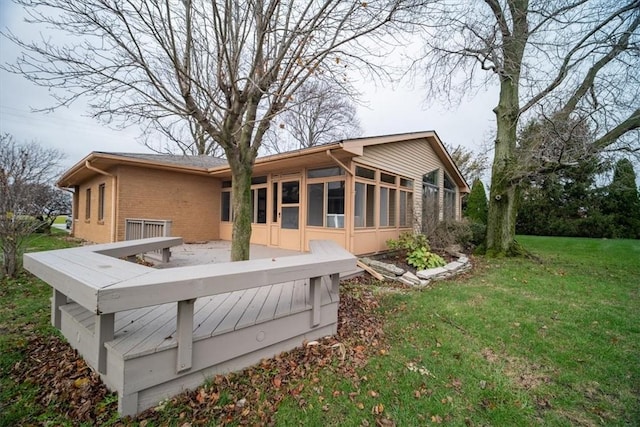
[359,254,472,287]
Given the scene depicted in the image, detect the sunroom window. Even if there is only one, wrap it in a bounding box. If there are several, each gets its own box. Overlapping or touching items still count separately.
[306,180,345,228]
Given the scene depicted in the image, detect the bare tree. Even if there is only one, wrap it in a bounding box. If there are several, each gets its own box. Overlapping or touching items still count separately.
[0,134,65,278]
[263,80,362,153]
[445,143,489,184]
[416,0,640,255]
[3,0,411,261]
[142,118,226,158]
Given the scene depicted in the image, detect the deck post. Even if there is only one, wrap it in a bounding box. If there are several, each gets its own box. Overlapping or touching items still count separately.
[96,313,115,374]
[330,273,340,295]
[119,391,139,417]
[310,276,322,327]
[162,247,171,263]
[51,289,66,329]
[176,299,195,373]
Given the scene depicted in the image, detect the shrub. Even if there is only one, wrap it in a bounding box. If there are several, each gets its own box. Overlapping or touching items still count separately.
[387,232,445,271]
[428,220,473,252]
[465,179,488,225]
[469,221,487,247]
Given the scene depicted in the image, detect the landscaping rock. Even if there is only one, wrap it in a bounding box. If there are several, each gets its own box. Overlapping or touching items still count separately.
[444,261,464,271]
[416,267,447,280]
[400,271,422,286]
[360,257,405,276]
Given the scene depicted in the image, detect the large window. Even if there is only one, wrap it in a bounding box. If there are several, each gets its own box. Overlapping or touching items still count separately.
[443,173,456,221]
[250,187,267,224]
[85,188,91,220]
[221,191,231,221]
[422,170,439,233]
[379,187,397,227]
[399,190,413,227]
[98,183,105,221]
[354,182,376,228]
[307,180,345,228]
[354,165,413,230]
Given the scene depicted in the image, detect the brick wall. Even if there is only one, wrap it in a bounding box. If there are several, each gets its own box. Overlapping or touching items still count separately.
[115,166,220,243]
[72,174,114,243]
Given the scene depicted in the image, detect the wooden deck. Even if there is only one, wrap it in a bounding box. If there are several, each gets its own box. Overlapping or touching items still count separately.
[24,238,355,416]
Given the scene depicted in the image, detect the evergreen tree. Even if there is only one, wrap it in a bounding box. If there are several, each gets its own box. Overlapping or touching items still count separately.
[465,179,488,225]
[604,159,640,238]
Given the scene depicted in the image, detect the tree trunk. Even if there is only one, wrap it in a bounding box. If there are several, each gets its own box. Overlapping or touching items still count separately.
[486,76,520,256]
[229,160,253,262]
[1,239,19,278]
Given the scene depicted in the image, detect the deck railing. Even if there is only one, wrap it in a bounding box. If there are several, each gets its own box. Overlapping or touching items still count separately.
[125,218,172,240]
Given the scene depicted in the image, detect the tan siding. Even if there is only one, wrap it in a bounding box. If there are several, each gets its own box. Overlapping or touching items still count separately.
[357,138,462,224]
[116,166,219,243]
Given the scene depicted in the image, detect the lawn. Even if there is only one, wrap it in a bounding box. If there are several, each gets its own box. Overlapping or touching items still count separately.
[0,234,638,426]
[274,236,640,426]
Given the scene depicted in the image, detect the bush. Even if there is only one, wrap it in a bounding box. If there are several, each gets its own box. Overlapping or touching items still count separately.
[469,222,487,247]
[387,232,445,270]
[428,220,474,252]
[465,179,488,225]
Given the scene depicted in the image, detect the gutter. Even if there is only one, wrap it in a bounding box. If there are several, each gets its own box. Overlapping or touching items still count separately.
[85,161,118,243]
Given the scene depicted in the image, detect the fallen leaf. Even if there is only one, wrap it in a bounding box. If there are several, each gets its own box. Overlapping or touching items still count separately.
[372,403,384,415]
[273,376,282,388]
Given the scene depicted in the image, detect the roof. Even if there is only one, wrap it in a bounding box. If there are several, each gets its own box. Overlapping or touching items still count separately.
[58,131,469,192]
[96,152,227,168]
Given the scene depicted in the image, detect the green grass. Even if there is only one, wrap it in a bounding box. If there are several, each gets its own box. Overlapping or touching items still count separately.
[0,230,91,426]
[1,235,638,425]
[275,236,640,426]
[53,215,67,225]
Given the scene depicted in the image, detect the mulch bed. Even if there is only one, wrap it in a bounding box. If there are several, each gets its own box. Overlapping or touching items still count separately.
[10,280,386,425]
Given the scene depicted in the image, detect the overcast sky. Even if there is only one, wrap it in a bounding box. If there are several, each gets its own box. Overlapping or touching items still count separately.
[0,2,498,170]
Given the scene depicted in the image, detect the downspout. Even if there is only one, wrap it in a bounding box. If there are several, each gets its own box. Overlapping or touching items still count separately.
[85,161,117,242]
[325,149,354,176]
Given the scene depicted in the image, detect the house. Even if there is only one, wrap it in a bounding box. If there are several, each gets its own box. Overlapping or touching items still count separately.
[57,131,470,255]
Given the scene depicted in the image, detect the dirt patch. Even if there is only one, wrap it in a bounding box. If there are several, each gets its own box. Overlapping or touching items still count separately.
[480,347,500,363]
[480,348,554,390]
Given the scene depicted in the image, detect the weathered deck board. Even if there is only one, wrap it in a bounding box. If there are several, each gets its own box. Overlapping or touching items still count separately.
[115,306,158,334]
[111,304,176,355]
[196,291,245,340]
[236,285,272,329]
[256,282,283,324]
[275,282,294,318]
[291,280,307,311]
[192,294,231,335]
[215,288,260,335]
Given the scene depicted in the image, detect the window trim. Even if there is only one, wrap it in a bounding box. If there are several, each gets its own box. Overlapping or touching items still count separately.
[98,183,105,222]
[85,188,91,220]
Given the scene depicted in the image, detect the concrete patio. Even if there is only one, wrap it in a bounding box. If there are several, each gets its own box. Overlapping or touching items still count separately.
[149,241,303,268]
